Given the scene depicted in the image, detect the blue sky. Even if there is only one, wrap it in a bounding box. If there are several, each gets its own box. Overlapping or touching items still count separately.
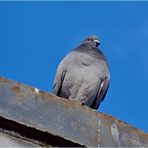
[0,2,148,132]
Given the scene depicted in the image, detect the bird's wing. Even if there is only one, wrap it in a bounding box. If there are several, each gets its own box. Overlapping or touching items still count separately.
[91,77,110,109]
[53,51,77,96]
[53,63,66,96]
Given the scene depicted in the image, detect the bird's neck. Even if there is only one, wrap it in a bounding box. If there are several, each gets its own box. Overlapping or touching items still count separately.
[75,43,106,61]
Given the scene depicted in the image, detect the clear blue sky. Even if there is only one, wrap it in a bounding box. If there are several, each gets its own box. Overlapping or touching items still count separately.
[0,2,148,132]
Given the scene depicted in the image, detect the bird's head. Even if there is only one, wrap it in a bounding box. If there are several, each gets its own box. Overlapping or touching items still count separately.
[83,35,100,47]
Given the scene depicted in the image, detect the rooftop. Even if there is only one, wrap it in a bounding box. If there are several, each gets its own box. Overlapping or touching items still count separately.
[0,77,147,147]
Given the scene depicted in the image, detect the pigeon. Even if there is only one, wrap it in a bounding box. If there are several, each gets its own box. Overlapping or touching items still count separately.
[53,35,110,110]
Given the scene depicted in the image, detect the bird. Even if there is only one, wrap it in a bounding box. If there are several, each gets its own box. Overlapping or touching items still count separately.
[53,35,110,110]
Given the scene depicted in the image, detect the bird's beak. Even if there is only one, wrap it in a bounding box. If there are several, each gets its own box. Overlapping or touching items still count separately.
[94,40,100,46]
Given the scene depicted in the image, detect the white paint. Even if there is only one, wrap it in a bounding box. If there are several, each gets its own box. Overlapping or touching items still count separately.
[111,123,120,146]
[34,88,39,95]
[98,119,101,147]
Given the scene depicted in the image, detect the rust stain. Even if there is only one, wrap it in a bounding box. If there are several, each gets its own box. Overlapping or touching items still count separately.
[30,87,35,93]
[38,91,66,102]
[11,83,24,100]
[12,84,21,92]
[39,91,51,97]
[0,77,10,83]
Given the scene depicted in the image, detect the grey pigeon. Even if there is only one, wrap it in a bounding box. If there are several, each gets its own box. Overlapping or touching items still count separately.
[53,35,110,109]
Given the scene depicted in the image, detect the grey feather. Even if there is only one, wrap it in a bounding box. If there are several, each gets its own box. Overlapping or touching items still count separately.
[53,35,110,110]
